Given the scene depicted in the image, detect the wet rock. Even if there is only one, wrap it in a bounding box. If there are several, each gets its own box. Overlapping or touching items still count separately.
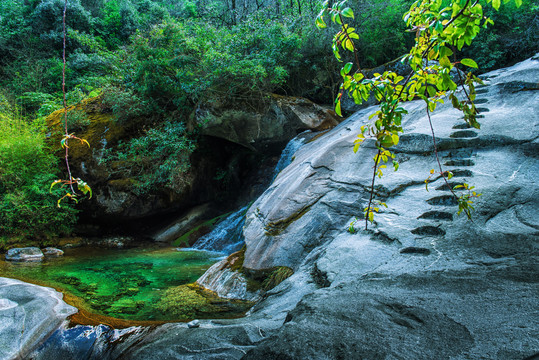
[42,247,64,257]
[0,277,77,360]
[196,251,261,301]
[5,247,44,262]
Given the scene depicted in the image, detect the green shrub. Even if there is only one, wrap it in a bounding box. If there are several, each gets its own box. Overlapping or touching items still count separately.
[101,120,196,194]
[0,101,78,241]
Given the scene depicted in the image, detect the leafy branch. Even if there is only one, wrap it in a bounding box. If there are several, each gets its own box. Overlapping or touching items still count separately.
[316,0,521,230]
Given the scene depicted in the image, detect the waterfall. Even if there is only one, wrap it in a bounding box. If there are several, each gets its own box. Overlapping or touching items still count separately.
[271,130,313,181]
[191,205,248,254]
[192,131,315,254]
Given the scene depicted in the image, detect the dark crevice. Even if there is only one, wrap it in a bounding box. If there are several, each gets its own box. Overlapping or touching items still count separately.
[426,195,459,206]
[311,263,331,288]
[417,211,453,221]
[400,247,431,255]
[450,130,478,138]
[443,159,475,166]
[452,123,472,129]
[411,226,446,236]
[448,169,473,177]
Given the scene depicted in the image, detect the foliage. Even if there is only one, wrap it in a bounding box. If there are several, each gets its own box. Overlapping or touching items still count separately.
[0,0,533,237]
[0,98,78,241]
[101,121,196,194]
[317,0,522,229]
[460,0,538,72]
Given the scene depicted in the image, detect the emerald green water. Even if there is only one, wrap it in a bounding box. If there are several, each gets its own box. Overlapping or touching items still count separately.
[0,246,223,322]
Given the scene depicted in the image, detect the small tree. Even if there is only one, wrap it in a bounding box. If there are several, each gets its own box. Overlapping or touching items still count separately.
[316,0,521,229]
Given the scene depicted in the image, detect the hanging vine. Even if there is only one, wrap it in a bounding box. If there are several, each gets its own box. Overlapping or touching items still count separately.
[316,0,519,230]
[50,0,92,206]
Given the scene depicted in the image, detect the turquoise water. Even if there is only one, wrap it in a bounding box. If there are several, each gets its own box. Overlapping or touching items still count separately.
[0,246,224,321]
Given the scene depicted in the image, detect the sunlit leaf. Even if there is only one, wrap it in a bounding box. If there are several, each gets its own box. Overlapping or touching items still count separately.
[341,7,354,18]
[461,58,478,68]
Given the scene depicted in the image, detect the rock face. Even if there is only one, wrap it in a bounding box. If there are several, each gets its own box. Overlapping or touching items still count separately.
[46,95,334,224]
[197,94,340,152]
[5,247,44,262]
[0,277,77,360]
[28,56,539,360]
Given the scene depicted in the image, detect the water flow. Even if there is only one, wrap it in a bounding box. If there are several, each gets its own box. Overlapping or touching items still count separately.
[192,205,248,254]
[271,131,310,181]
[193,131,314,254]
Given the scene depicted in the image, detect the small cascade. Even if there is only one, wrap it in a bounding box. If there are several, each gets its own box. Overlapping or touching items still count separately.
[192,205,248,254]
[193,131,315,254]
[271,130,313,181]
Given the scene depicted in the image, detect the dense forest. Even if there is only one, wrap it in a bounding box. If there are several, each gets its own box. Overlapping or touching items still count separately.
[0,0,537,247]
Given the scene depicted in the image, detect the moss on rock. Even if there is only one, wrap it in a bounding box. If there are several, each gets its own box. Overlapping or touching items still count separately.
[218,248,294,293]
[156,283,254,320]
[46,96,125,164]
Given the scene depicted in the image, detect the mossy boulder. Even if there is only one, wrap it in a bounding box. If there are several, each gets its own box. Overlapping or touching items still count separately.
[45,96,277,225]
[197,248,293,300]
[156,283,253,320]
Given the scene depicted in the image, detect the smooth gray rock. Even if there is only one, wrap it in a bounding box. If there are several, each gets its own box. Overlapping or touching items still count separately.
[242,55,539,271]
[42,247,64,257]
[5,247,44,262]
[0,277,77,360]
[207,55,539,359]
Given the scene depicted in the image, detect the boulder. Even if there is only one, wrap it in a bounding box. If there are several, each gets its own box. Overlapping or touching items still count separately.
[42,247,64,257]
[206,55,539,359]
[5,247,44,262]
[0,277,77,360]
[196,94,340,153]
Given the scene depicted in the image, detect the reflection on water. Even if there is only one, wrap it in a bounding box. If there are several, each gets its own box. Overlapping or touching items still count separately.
[0,246,224,321]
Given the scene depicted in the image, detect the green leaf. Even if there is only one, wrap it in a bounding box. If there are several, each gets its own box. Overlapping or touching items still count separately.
[335,101,342,117]
[344,39,354,52]
[515,0,522,7]
[49,180,62,193]
[492,0,500,10]
[461,58,478,68]
[315,16,327,29]
[341,7,354,18]
[343,62,353,75]
[439,56,451,67]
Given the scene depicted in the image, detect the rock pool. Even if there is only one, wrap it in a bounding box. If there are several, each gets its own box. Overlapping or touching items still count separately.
[0,246,250,325]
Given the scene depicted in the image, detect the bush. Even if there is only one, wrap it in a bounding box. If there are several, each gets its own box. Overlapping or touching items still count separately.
[0,99,78,241]
[101,120,196,194]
